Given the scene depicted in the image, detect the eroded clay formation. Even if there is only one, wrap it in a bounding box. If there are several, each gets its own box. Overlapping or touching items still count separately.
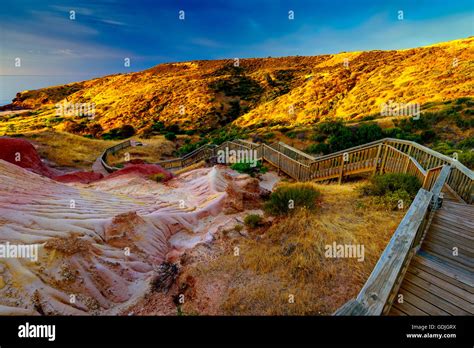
[0,139,270,315]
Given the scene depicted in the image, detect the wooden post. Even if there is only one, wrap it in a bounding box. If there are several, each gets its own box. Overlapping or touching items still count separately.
[380,145,389,174]
[338,154,345,184]
[373,144,382,176]
[403,156,410,174]
[422,168,431,189]
[277,152,281,175]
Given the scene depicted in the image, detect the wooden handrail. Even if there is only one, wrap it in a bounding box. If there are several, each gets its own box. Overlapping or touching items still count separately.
[334,164,453,315]
[97,136,472,203]
[100,139,132,173]
[334,189,433,315]
[276,141,316,161]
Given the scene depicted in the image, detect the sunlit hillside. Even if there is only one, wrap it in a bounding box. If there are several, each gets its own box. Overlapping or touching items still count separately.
[2,37,472,135]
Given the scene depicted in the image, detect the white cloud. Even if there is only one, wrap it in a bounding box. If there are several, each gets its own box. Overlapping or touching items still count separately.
[190,38,224,48]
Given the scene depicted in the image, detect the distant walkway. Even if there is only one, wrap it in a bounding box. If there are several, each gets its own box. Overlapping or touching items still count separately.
[92,156,109,176]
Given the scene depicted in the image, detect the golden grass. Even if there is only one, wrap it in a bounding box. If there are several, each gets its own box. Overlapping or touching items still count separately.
[3,37,471,133]
[181,182,404,315]
[105,136,175,166]
[16,131,175,169]
[22,130,120,168]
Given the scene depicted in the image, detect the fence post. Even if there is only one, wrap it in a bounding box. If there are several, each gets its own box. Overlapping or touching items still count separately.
[338,154,345,184]
[373,144,382,176]
[380,145,389,174]
[403,156,410,174]
[277,152,281,175]
[422,169,431,189]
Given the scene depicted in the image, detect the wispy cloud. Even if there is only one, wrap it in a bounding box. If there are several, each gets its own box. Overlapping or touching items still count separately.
[190,37,224,48]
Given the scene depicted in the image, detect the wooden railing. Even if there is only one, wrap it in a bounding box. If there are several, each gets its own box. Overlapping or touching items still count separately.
[98,137,472,204]
[334,165,452,315]
[384,138,472,203]
[156,143,216,170]
[100,140,132,173]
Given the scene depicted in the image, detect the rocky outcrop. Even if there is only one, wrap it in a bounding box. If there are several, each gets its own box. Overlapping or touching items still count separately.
[0,158,268,315]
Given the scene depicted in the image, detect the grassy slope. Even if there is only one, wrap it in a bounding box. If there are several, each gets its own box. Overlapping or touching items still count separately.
[21,131,175,169]
[1,37,472,135]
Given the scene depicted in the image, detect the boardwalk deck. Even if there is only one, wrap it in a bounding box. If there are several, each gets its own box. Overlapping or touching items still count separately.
[389,199,474,316]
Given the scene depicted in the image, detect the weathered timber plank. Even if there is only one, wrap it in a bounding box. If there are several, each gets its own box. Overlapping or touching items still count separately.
[389,306,407,316]
[411,256,474,292]
[398,286,450,315]
[391,300,427,315]
[404,270,473,312]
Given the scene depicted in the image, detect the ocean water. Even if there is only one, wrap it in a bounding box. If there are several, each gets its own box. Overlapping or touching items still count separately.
[0,75,98,106]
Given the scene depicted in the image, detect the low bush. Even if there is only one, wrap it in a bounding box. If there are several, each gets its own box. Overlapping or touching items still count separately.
[265,183,320,216]
[361,173,421,198]
[360,173,421,210]
[102,125,135,140]
[149,173,166,182]
[164,132,177,141]
[244,214,263,229]
[230,160,267,176]
[371,189,412,211]
[305,143,329,154]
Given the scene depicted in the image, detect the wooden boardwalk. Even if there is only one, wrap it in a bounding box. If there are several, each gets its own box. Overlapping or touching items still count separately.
[389,191,474,316]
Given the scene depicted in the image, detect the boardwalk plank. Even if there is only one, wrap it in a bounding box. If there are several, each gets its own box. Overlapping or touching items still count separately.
[392,300,427,316]
[398,286,450,315]
[402,277,470,315]
[404,270,473,313]
[411,256,474,292]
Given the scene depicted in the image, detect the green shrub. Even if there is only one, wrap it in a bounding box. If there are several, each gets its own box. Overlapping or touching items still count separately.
[265,183,320,216]
[421,129,437,143]
[286,131,297,139]
[151,121,166,132]
[311,133,326,142]
[458,137,474,150]
[102,125,135,140]
[244,214,263,229]
[355,123,383,143]
[177,140,207,156]
[165,132,177,141]
[458,151,474,169]
[305,143,329,154]
[372,189,412,211]
[149,173,166,182]
[456,97,471,104]
[230,160,267,176]
[361,173,421,198]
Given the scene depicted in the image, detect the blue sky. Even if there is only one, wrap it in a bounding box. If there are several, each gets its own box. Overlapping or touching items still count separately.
[0,0,473,103]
